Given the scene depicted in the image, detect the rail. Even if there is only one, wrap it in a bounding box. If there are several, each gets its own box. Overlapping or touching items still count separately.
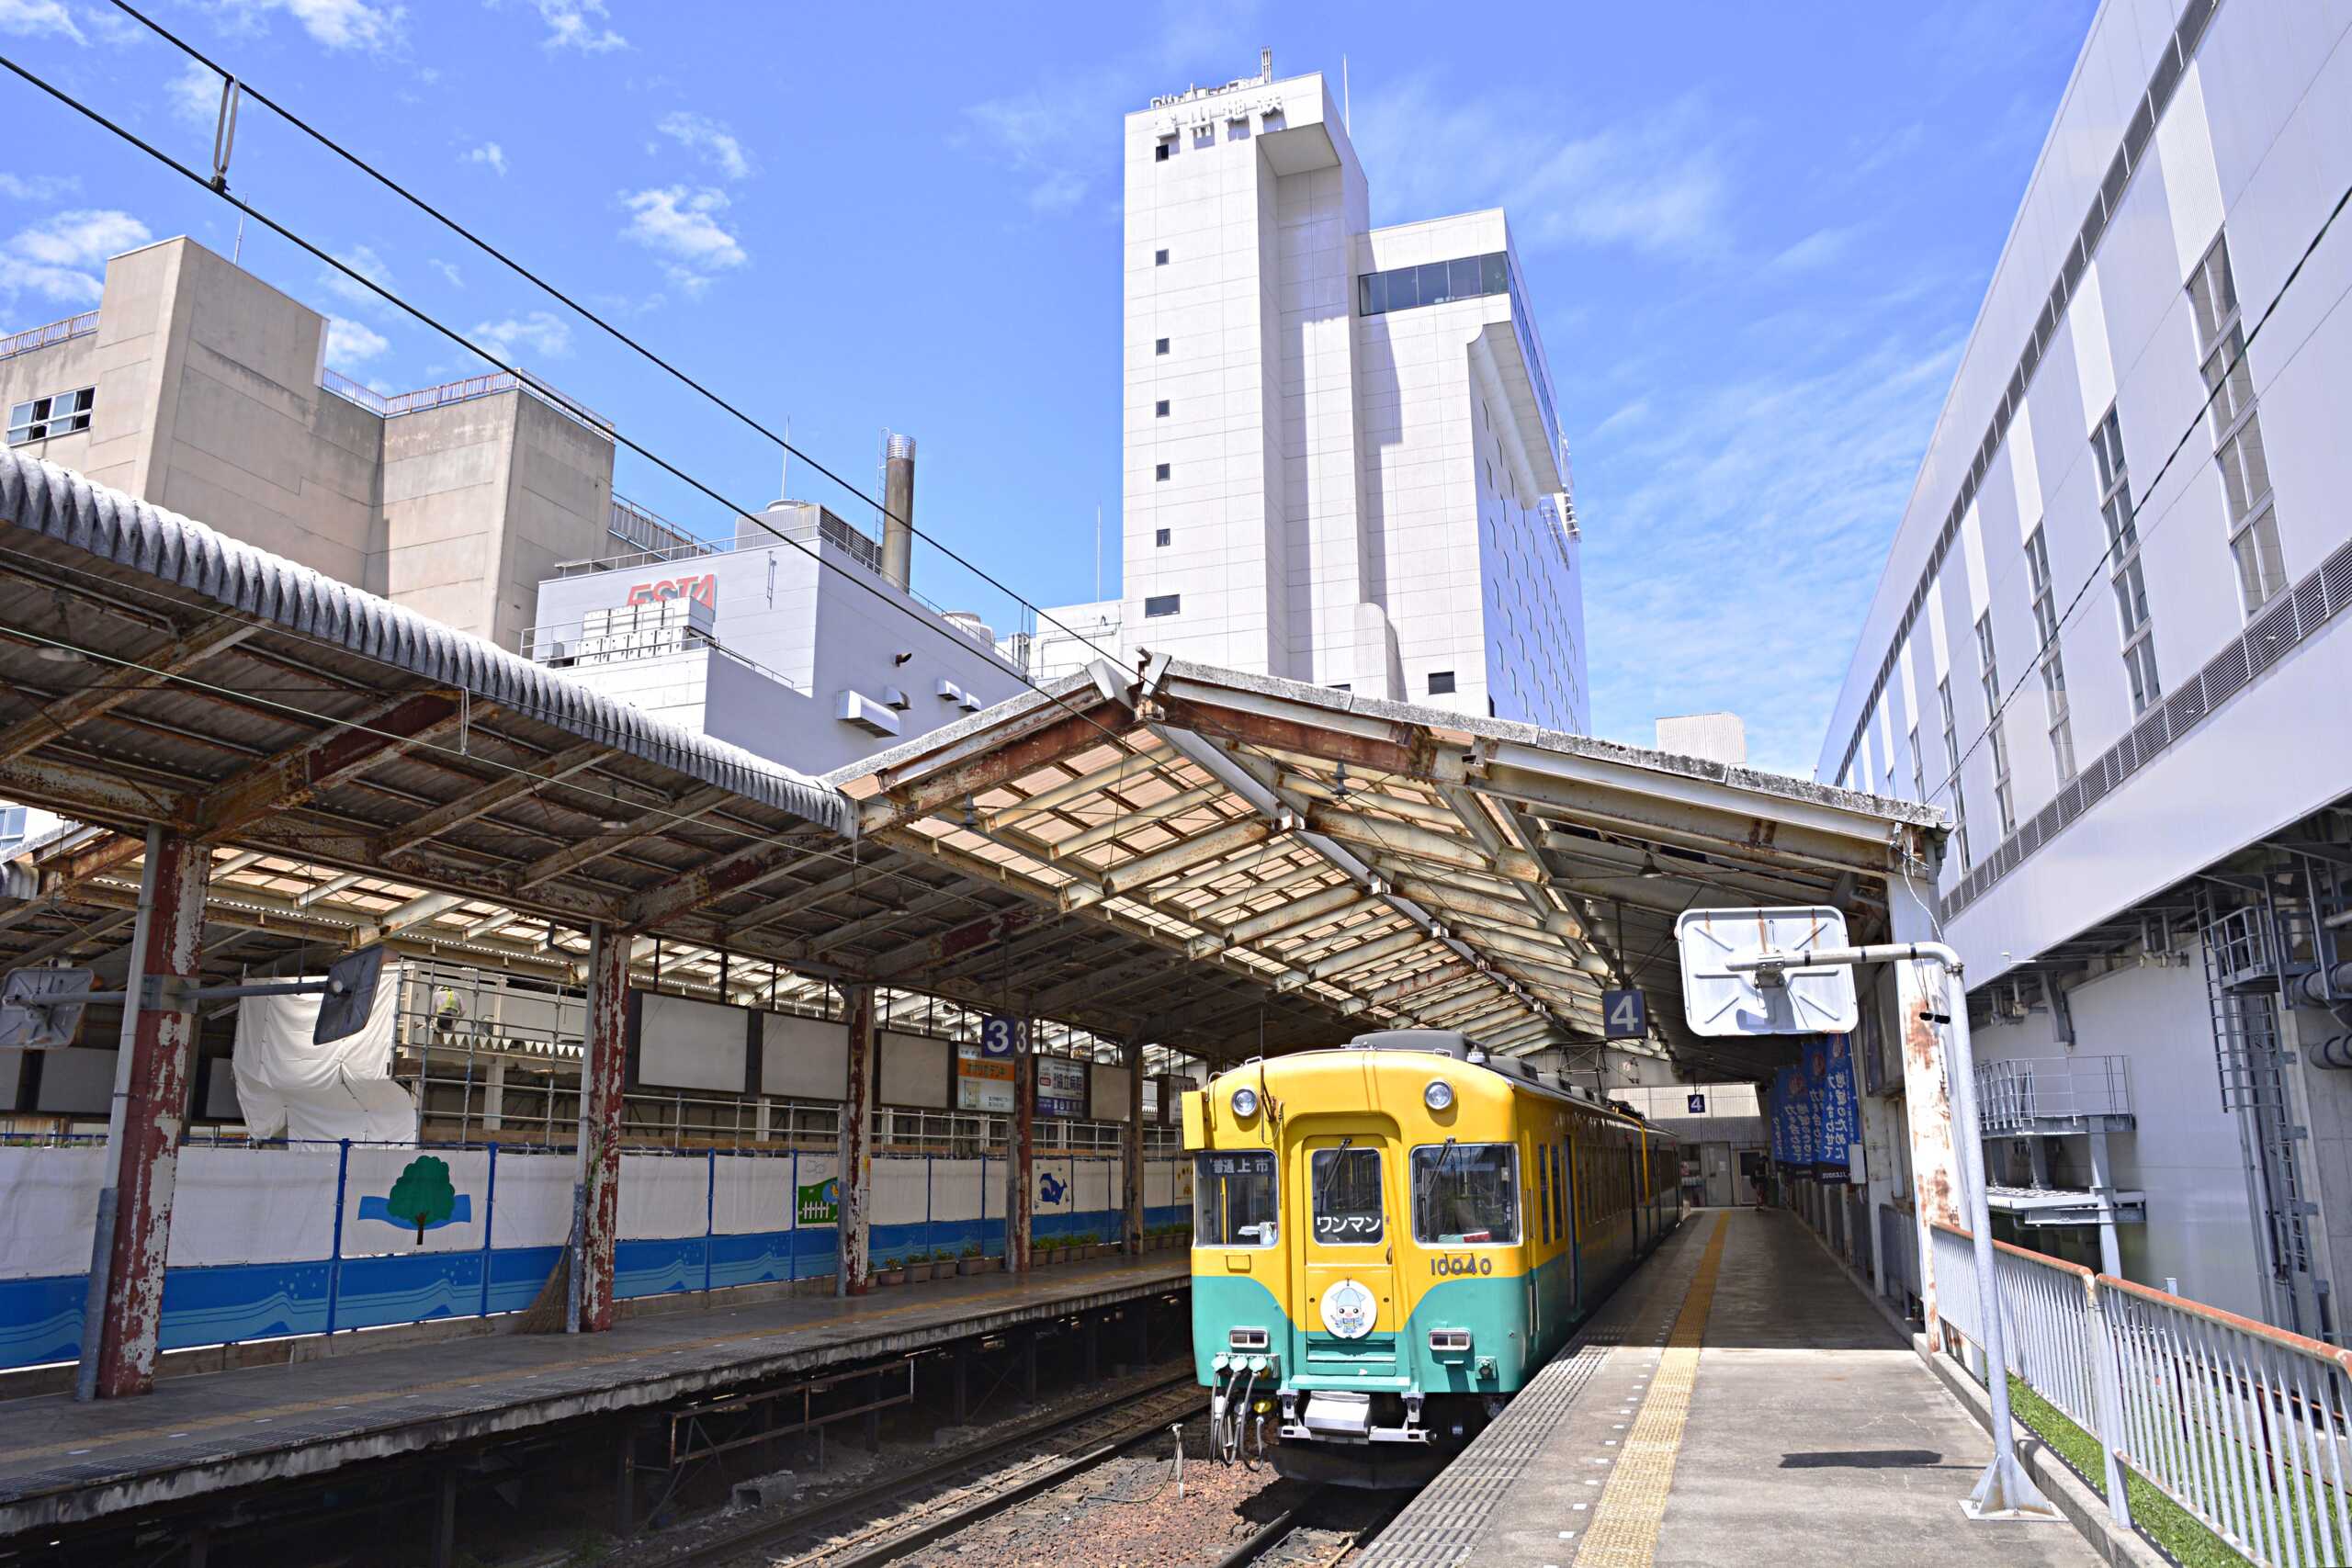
[0,309,97,361]
[321,365,613,434]
[1974,1055,2132,1132]
[1932,1219,2352,1565]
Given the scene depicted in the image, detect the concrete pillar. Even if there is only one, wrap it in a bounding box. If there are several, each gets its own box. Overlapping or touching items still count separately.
[482,1056,506,1132]
[576,922,630,1332]
[81,827,208,1400]
[838,984,875,1295]
[1891,872,1963,1338]
[1008,1033,1035,1273]
[2086,1129,2122,1279]
[1123,1044,1145,1257]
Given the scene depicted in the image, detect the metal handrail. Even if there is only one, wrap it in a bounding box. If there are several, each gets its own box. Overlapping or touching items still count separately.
[0,309,97,362]
[1934,1219,2352,1564]
[321,365,612,434]
[1974,1054,2132,1132]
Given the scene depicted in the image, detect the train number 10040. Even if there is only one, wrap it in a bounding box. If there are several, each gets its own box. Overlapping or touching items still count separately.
[1429,1256,1493,1277]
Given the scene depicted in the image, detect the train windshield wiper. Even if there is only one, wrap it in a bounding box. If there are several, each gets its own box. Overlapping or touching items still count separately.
[1313,1135,1353,1236]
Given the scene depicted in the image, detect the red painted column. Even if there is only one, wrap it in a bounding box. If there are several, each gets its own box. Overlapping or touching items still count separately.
[1122,1043,1146,1257]
[1008,1027,1035,1274]
[576,921,631,1332]
[86,828,208,1399]
[837,984,874,1296]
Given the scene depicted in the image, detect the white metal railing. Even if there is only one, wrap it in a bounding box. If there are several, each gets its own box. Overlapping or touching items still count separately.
[0,309,97,361]
[1934,1220,2352,1565]
[322,366,612,434]
[1975,1054,2132,1132]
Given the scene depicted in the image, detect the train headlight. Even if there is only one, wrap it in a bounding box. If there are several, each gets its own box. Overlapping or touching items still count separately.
[1424,1079,1454,1111]
[1231,1086,1260,1119]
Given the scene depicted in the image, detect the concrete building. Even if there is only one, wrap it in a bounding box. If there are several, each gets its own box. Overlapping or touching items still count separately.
[1655,712,1747,768]
[0,234,1024,781]
[1815,0,2352,1334]
[1038,54,1587,730]
[524,490,1032,777]
[0,236,616,651]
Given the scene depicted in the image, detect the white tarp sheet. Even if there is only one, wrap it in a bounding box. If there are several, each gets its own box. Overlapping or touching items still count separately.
[232,964,411,1143]
[166,1145,339,1267]
[616,1154,706,1241]
[488,1151,579,1249]
[711,1156,791,1236]
[0,1145,105,1279]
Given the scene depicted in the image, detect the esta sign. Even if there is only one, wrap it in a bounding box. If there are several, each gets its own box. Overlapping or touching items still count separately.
[625,572,717,610]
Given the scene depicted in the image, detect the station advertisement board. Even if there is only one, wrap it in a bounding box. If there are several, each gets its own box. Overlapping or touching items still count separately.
[1036,1056,1088,1118]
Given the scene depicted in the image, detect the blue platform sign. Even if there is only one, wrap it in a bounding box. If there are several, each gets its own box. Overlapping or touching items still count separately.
[1806,1034,1860,1182]
[1686,1092,1706,1115]
[1602,988,1646,1041]
[979,1017,1024,1056]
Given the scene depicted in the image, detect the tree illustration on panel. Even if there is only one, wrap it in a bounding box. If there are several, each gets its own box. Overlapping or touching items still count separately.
[387,1155,457,1244]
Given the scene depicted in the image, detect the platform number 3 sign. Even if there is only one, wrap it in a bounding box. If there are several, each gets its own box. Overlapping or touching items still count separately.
[980,1017,1024,1056]
[1602,988,1646,1042]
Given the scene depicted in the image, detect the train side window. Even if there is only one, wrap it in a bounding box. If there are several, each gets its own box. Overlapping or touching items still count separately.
[1195,1150,1279,1247]
[1551,1144,1565,1239]
[1534,1144,1549,1245]
[1311,1146,1385,1246]
[1413,1143,1520,1246]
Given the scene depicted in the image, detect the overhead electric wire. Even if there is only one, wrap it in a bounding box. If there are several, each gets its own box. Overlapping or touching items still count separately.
[100,0,1137,694]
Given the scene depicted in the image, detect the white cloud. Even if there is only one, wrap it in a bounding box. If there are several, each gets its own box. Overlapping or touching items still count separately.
[1768,224,1864,276]
[523,0,624,52]
[620,186,746,290]
[228,0,404,51]
[0,208,150,305]
[1026,169,1087,216]
[167,59,222,125]
[0,0,83,43]
[320,243,393,310]
[324,315,389,365]
[655,112,752,181]
[1350,81,1729,256]
[429,257,463,288]
[0,173,76,201]
[462,141,508,176]
[470,310,571,360]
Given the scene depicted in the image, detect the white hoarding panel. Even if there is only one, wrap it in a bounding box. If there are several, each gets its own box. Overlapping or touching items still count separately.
[932,1158,984,1223]
[873,1156,929,1224]
[340,1146,491,1258]
[617,1154,707,1241]
[1675,906,1859,1037]
[638,992,746,1093]
[0,1145,105,1278]
[879,1032,949,1109]
[167,1146,339,1267]
[490,1151,580,1248]
[763,1013,848,1100]
[711,1156,791,1236]
[1091,1064,1132,1122]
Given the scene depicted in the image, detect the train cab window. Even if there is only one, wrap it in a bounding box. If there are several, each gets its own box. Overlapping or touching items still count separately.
[1310,1146,1385,1245]
[1411,1143,1520,1246]
[1196,1151,1279,1247]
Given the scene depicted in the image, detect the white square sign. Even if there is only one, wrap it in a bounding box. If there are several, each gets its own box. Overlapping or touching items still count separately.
[1674,906,1860,1037]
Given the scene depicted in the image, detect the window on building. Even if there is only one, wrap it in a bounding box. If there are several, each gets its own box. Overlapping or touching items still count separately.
[1357,251,1512,318]
[1976,615,2015,838]
[1155,528,1170,547]
[1155,248,1169,265]
[2023,526,2078,781]
[2092,408,2160,715]
[1154,140,1172,163]
[1155,399,1170,417]
[1154,337,1170,355]
[1909,726,1925,804]
[1227,117,1250,141]
[1144,594,1181,618]
[1939,677,1971,868]
[6,386,95,445]
[2188,236,2285,615]
[1154,462,1170,481]
[1427,671,1456,695]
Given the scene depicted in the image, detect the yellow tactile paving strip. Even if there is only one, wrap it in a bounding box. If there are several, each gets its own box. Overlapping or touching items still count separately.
[1574,1211,1729,1568]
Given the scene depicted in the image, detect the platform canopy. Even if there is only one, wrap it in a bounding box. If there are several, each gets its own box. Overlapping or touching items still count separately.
[0,450,1940,1077]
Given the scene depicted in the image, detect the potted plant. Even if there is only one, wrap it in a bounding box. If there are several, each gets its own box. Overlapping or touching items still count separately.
[957,1242,989,1277]
[933,1247,957,1278]
[876,1259,909,1287]
[909,1252,936,1283]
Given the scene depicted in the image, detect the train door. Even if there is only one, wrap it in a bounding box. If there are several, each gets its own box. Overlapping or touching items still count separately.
[1298,1133,1396,1372]
[1627,1134,1644,1253]
[1562,1131,1582,1317]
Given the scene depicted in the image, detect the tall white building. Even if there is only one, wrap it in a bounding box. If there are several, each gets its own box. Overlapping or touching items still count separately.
[1040,57,1587,731]
[1816,0,2352,1334]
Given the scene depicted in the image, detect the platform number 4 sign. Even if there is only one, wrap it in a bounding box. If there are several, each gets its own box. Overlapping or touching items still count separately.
[1603,988,1646,1041]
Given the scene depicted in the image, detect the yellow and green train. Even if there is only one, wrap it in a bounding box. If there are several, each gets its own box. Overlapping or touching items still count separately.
[1182,1028,1681,1487]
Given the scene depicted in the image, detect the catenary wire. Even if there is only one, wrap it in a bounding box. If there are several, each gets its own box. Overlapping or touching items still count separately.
[101,0,1137,687]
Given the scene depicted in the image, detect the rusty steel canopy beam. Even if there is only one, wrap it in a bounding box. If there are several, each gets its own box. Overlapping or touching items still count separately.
[859,699,1136,835]
[619,831,827,930]
[509,782,734,894]
[379,740,607,859]
[0,617,259,768]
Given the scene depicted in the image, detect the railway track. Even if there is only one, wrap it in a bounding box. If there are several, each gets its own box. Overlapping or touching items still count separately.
[1210,1486,1403,1568]
[671,1370,1201,1567]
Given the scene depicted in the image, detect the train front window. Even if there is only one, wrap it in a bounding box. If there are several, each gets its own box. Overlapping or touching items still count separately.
[1310,1146,1385,1245]
[1195,1151,1279,1247]
[1411,1142,1521,1246]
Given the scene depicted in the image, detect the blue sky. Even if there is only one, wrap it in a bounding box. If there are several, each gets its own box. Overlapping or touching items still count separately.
[0,0,2097,775]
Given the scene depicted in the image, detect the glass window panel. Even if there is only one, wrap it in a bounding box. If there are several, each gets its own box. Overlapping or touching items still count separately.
[1411,1143,1519,1246]
[1418,261,1450,307]
[1194,1151,1278,1247]
[1482,253,1509,294]
[1311,1147,1385,1245]
[1450,256,1483,299]
[1384,266,1416,311]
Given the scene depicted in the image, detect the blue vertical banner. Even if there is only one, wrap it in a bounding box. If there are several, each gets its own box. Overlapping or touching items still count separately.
[1805,1034,1860,1181]
[1770,1067,1800,1165]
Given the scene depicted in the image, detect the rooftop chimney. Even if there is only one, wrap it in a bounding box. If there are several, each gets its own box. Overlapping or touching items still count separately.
[881,431,916,592]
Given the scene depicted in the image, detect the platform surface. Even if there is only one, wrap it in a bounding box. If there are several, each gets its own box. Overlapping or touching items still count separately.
[1365,1207,2099,1568]
[0,1254,1187,1537]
